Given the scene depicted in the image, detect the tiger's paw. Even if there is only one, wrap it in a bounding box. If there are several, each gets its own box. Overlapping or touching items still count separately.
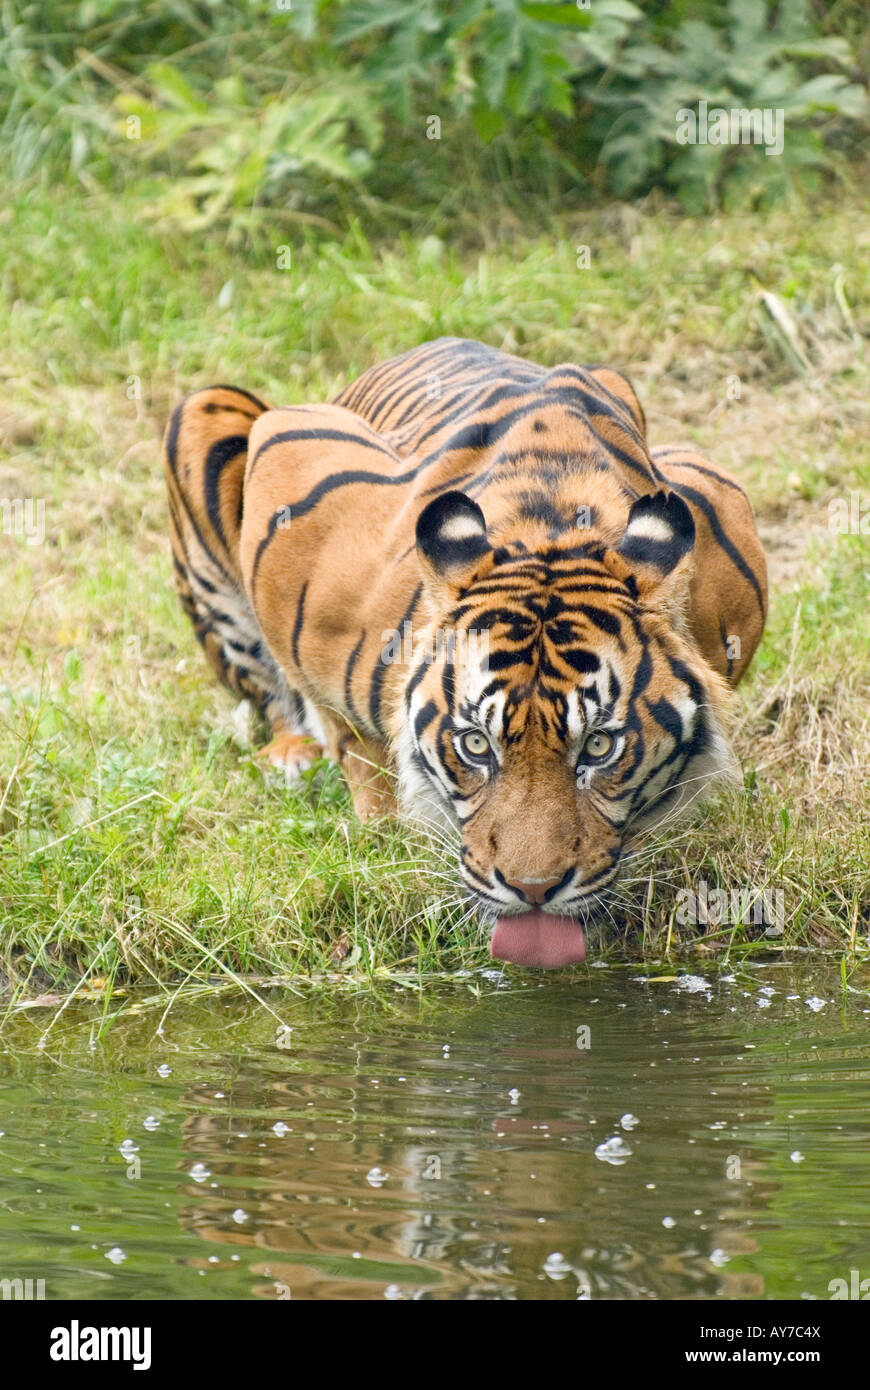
[258,731,325,785]
[350,782,399,822]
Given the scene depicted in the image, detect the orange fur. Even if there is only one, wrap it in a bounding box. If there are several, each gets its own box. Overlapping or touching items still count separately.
[163,339,767,912]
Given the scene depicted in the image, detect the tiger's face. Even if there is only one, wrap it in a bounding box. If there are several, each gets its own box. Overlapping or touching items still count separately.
[396,489,732,968]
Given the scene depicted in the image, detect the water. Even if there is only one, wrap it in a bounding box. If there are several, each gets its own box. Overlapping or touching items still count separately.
[1,963,868,1301]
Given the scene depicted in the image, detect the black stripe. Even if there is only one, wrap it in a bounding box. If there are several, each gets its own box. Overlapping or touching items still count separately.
[645,695,683,744]
[654,451,747,496]
[247,425,397,483]
[204,434,248,549]
[164,403,183,471]
[343,632,366,726]
[370,584,422,734]
[576,604,624,640]
[667,479,765,616]
[208,384,270,412]
[413,699,438,742]
[291,583,308,668]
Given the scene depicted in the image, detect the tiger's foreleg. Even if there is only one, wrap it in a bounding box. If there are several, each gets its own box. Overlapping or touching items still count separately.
[314,710,398,822]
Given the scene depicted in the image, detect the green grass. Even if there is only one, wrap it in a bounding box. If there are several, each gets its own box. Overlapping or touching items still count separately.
[1,182,869,1008]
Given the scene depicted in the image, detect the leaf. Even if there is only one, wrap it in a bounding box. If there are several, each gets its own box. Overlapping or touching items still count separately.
[335,0,436,43]
[521,3,594,28]
[471,103,504,142]
[145,62,209,115]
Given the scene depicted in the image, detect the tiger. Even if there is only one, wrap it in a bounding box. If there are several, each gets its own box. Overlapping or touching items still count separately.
[163,337,767,968]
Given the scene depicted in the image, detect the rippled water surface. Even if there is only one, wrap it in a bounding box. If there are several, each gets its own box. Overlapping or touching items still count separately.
[1,963,869,1300]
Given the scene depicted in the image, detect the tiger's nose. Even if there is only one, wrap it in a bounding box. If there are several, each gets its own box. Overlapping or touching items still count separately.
[503,876,564,905]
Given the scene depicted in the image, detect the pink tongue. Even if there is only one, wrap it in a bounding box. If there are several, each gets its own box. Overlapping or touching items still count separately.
[490,911,586,969]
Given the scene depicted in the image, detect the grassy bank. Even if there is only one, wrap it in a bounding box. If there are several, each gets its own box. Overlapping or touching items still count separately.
[1,183,869,1006]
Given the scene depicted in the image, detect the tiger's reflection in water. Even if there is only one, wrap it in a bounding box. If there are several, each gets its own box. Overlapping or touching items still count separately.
[174,1005,776,1300]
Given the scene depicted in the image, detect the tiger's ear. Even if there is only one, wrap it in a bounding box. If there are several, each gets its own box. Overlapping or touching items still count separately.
[416,491,492,597]
[587,366,646,439]
[604,490,695,614]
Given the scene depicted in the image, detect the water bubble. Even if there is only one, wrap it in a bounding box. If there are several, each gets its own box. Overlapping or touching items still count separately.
[479,968,509,988]
[543,1252,573,1279]
[594,1136,632,1164]
[189,1163,210,1183]
[105,1247,126,1264]
[662,1217,676,1229]
[118,1139,139,1157]
[790,1151,805,1163]
[709,1249,730,1266]
[384,1284,403,1300]
[674,975,711,994]
[272,1121,290,1137]
[157,1064,172,1078]
[232,1208,248,1224]
[143,1116,160,1131]
[620,1113,638,1130]
[805,997,826,1012]
[508,1088,520,1104]
[366,1166,388,1187]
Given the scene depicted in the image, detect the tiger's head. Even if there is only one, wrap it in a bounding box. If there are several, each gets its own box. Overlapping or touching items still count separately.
[395,487,733,968]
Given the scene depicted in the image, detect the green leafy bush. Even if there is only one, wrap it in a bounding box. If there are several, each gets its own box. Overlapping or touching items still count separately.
[586,0,868,209]
[0,0,866,226]
[115,65,382,232]
[333,0,642,134]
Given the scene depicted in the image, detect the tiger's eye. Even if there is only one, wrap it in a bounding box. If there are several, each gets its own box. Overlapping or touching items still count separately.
[582,731,613,759]
[460,730,490,759]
